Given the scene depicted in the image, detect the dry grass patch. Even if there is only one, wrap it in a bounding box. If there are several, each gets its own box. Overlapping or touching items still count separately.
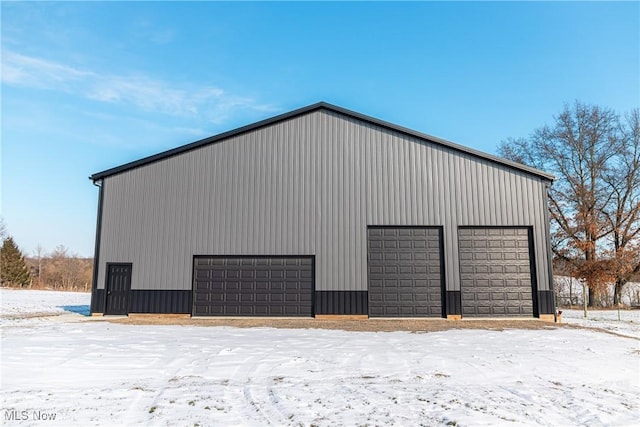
[106,316,560,332]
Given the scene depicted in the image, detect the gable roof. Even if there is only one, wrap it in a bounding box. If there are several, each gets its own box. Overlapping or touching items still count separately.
[90,101,554,182]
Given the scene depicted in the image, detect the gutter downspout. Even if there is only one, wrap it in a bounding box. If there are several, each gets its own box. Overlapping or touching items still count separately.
[543,181,556,321]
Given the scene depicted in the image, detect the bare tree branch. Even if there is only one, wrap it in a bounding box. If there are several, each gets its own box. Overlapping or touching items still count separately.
[499,101,638,306]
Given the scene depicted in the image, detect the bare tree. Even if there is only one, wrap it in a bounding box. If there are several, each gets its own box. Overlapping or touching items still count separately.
[603,109,640,304]
[499,102,628,306]
[40,245,93,291]
[33,244,45,287]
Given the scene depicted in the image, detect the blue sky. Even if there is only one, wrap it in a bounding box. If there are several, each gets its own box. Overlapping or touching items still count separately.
[2,1,638,257]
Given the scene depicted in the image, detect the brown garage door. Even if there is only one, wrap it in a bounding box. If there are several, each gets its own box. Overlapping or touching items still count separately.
[192,256,314,316]
[368,227,444,317]
[458,227,534,317]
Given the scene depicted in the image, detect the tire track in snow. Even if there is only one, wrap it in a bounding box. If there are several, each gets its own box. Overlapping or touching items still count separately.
[123,348,200,425]
[224,353,287,426]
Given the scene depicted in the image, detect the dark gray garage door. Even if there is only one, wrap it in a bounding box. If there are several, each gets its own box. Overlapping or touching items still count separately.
[193,256,314,316]
[458,228,534,317]
[368,227,444,317]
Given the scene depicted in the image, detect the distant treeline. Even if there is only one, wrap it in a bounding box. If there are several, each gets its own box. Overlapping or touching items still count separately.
[1,226,93,292]
[25,251,93,292]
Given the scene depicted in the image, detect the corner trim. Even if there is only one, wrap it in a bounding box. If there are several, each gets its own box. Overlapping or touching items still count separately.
[537,290,555,315]
[543,183,556,300]
[445,291,461,316]
[90,180,105,315]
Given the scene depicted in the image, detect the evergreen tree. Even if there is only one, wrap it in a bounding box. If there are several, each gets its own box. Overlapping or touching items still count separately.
[1,237,31,287]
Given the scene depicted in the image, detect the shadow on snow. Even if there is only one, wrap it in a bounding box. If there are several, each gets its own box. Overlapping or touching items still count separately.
[59,305,91,316]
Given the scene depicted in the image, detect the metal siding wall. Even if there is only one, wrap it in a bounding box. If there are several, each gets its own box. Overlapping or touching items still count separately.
[97,110,551,293]
[130,290,191,313]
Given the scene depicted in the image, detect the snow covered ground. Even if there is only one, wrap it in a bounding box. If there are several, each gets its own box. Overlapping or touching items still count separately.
[1,290,639,426]
[561,308,640,339]
[0,289,89,320]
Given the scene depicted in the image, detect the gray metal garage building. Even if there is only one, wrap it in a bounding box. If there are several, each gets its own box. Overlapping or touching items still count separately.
[89,102,555,320]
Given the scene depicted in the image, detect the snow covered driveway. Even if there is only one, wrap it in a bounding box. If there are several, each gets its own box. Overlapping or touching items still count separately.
[1,290,639,426]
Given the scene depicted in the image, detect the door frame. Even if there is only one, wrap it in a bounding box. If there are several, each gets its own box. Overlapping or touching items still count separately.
[104,262,132,315]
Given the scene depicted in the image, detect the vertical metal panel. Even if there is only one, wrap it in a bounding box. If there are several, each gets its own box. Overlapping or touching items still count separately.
[97,109,551,296]
[130,290,191,314]
[314,291,368,315]
[90,289,105,314]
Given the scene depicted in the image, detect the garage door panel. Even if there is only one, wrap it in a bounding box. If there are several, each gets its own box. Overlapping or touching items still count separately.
[369,266,383,275]
[299,294,313,303]
[208,306,224,315]
[400,279,415,287]
[368,227,443,318]
[369,253,383,262]
[384,240,398,249]
[369,307,384,316]
[384,293,399,302]
[507,306,527,315]
[382,253,397,261]
[194,293,210,303]
[300,270,313,279]
[459,228,534,317]
[271,282,285,290]
[369,240,383,249]
[369,294,383,303]
[195,269,209,279]
[399,252,414,261]
[193,256,314,316]
[399,292,416,301]
[270,294,284,302]
[240,282,254,290]
[413,240,427,249]
[412,265,427,274]
[460,252,473,260]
